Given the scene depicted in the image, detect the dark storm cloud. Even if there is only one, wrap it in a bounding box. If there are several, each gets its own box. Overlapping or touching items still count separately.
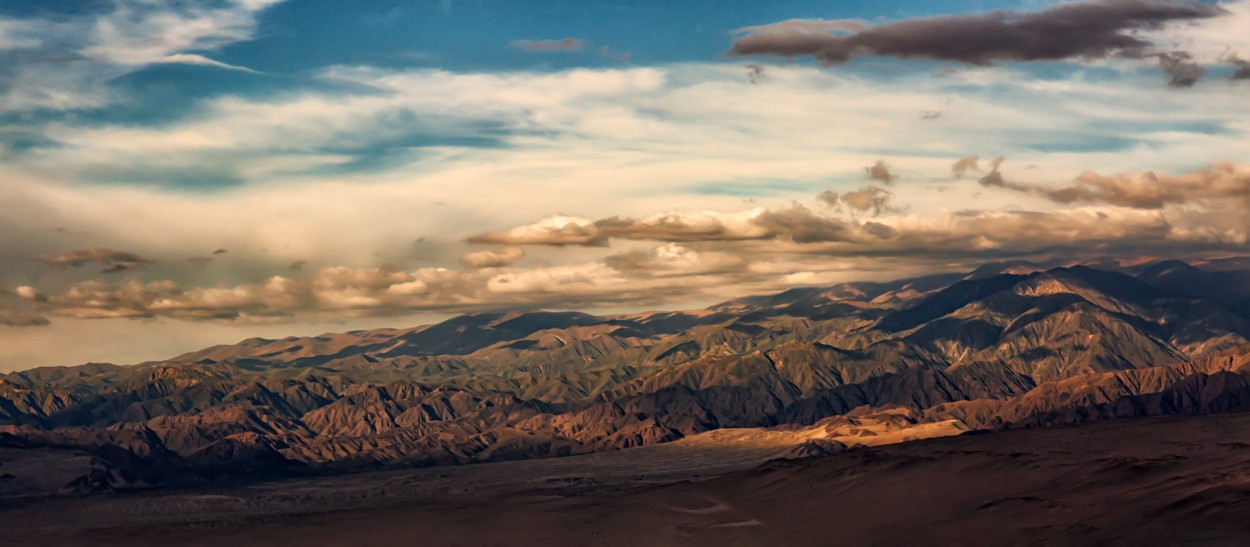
[730,1,1226,83]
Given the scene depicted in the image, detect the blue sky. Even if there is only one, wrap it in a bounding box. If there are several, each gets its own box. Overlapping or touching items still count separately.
[1,0,1248,369]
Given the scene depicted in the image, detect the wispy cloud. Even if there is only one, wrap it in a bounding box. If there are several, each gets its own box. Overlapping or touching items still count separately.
[511,38,585,52]
[156,53,259,73]
[0,0,282,112]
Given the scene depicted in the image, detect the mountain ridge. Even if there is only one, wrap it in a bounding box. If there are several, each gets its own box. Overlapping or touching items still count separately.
[8,257,1250,493]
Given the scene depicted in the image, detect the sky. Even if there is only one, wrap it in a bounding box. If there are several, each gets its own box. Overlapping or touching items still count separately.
[1,0,1249,371]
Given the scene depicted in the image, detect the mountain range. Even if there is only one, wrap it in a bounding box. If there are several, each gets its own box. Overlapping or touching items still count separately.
[7,257,1250,493]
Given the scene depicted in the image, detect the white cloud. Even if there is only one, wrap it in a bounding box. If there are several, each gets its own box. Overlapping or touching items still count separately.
[82,0,283,65]
[156,53,258,73]
[14,286,44,301]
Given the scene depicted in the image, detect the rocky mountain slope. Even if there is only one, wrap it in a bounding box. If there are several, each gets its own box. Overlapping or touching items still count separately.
[7,257,1250,491]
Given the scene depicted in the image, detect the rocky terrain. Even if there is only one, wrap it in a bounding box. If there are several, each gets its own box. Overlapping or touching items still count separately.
[6,257,1250,495]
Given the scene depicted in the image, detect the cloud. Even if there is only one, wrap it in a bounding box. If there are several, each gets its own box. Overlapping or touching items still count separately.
[751,206,864,243]
[14,286,46,302]
[0,0,283,112]
[814,187,901,217]
[460,247,526,268]
[468,215,607,246]
[731,19,869,57]
[1157,51,1204,87]
[12,173,1250,328]
[599,45,632,62]
[730,1,1227,84]
[603,243,747,277]
[477,205,904,247]
[816,190,840,208]
[512,38,584,52]
[595,209,771,242]
[0,17,46,51]
[155,53,258,73]
[976,156,1009,188]
[861,221,900,240]
[1225,52,1250,80]
[976,162,1250,209]
[17,204,1242,325]
[865,159,898,184]
[81,0,286,65]
[952,156,981,178]
[31,261,740,323]
[41,267,471,322]
[839,186,900,217]
[471,206,889,247]
[745,63,767,84]
[34,248,154,274]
